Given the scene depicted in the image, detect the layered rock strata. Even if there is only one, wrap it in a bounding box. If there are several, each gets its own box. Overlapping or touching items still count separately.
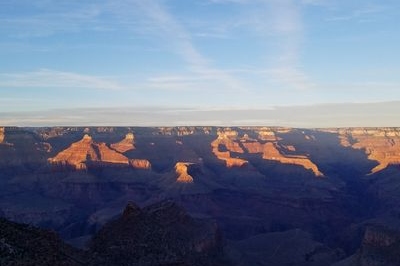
[212,128,323,176]
[110,133,135,153]
[337,128,400,173]
[49,134,130,170]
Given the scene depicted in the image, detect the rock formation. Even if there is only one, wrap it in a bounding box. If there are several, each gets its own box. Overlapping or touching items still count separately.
[89,201,226,266]
[110,133,135,153]
[0,127,4,143]
[337,128,400,173]
[257,127,279,141]
[49,134,130,169]
[175,162,194,183]
[211,128,323,176]
[211,130,248,168]
[261,142,323,177]
[130,159,151,170]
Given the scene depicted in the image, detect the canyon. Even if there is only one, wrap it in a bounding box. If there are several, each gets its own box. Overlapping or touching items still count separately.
[1,126,400,265]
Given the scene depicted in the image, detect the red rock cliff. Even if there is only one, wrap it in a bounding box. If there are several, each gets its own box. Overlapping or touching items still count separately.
[211,128,323,176]
[49,134,130,170]
[211,130,248,168]
[0,127,4,143]
[111,133,135,153]
[338,128,400,173]
[130,159,151,170]
[175,162,194,183]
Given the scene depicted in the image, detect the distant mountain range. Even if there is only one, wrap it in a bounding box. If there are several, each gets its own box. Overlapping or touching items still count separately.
[1,126,400,265]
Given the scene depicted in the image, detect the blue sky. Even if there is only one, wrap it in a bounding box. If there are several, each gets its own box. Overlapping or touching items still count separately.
[0,0,399,126]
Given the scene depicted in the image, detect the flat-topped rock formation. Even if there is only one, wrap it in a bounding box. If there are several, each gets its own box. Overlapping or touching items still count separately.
[336,128,400,173]
[111,133,135,153]
[49,134,130,169]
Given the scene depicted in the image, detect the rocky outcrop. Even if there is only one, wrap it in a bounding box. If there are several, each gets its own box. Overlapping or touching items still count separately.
[0,127,4,143]
[130,159,151,170]
[337,128,400,173]
[211,130,248,168]
[257,127,279,141]
[211,128,323,176]
[261,142,323,177]
[175,162,194,183]
[89,201,226,266]
[49,134,130,170]
[110,133,135,153]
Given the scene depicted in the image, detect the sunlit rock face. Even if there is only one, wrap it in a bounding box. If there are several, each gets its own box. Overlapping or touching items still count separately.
[49,134,130,169]
[175,162,194,183]
[130,159,151,170]
[211,128,323,176]
[337,128,400,173]
[211,129,248,168]
[261,142,323,177]
[111,133,135,153]
[0,127,4,143]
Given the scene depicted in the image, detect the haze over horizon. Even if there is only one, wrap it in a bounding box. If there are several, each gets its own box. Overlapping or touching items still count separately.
[1,0,399,126]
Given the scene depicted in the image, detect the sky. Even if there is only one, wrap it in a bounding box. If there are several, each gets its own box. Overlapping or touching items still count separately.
[0,0,399,127]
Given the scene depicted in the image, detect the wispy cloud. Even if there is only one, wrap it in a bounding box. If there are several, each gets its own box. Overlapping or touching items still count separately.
[0,3,104,38]
[327,4,386,22]
[205,0,314,90]
[265,67,315,90]
[0,69,125,90]
[127,0,245,92]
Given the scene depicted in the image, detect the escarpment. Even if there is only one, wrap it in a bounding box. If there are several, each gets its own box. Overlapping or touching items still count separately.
[337,128,400,173]
[111,133,135,153]
[211,128,323,176]
[49,134,130,169]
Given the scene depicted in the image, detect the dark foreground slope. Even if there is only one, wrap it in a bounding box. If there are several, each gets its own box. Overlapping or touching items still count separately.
[1,201,227,266]
[89,201,226,266]
[0,218,84,266]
